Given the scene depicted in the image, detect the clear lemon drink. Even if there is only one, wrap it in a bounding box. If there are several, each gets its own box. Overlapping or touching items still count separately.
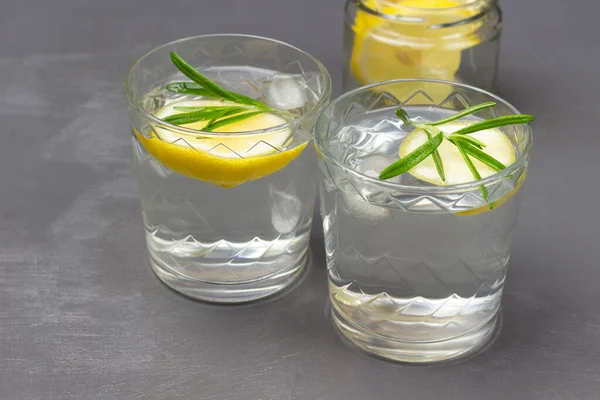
[315,80,533,363]
[126,35,331,303]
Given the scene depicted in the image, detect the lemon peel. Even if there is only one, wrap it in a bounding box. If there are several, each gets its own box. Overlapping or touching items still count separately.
[135,100,307,188]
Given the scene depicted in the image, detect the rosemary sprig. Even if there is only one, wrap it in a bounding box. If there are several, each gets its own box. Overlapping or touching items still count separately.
[204,110,273,132]
[452,114,534,135]
[455,140,489,201]
[379,132,443,180]
[169,52,266,109]
[204,108,244,128]
[427,102,496,126]
[166,82,217,98]
[162,106,247,125]
[379,103,534,200]
[161,52,294,129]
[449,138,506,172]
[396,109,445,181]
[448,133,486,149]
[424,128,445,182]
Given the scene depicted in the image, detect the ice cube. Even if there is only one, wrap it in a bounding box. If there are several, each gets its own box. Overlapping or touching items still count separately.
[342,192,389,225]
[270,185,302,234]
[264,74,308,110]
[340,156,393,224]
[357,155,396,179]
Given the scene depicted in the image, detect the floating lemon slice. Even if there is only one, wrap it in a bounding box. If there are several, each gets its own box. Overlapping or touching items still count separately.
[454,173,525,216]
[135,100,306,188]
[350,0,482,102]
[399,121,520,215]
[399,121,515,185]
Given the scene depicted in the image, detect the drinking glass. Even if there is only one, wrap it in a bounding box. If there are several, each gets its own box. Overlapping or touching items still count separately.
[125,35,331,303]
[315,79,532,362]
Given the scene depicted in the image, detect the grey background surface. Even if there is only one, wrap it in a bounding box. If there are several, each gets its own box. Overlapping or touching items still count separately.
[1,0,599,399]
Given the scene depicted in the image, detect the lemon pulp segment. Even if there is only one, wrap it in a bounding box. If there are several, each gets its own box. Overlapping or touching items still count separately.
[135,100,306,188]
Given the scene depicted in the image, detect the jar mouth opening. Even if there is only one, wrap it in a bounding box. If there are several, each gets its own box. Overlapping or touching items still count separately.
[353,0,494,22]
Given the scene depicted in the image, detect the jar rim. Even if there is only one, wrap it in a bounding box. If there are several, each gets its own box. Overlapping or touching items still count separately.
[349,0,496,23]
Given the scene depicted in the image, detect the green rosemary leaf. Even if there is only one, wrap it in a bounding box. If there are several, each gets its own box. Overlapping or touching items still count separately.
[203,110,270,132]
[449,133,486,148]
[163,107,246,126]
[165,82,217,97]
[428,102,496,126]
[170,52,237,100]
[172,106,206,112]
[224,91,269,109]
[203,108,244,129]
[455,140,488,201]
[424,128,445,182]
[169,52,267,109]
[379,132,443,180]
[162,111,210,125]
[172,105,232,112]
[448,139,506,172]
[453,114,535,135]
[395,108,411,126]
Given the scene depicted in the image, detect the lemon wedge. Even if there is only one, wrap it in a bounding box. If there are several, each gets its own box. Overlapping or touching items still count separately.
[135,100,306,188]
[350,0,482,102]
[399,121,515,186]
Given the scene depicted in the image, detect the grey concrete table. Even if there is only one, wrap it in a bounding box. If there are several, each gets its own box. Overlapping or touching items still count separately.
[1,0,599,399]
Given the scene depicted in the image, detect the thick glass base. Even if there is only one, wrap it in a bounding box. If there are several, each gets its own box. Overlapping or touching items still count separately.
[150,251,308,304]
[331,306,500,364]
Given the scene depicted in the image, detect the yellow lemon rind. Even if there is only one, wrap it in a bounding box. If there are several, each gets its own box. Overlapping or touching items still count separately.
[454,173,526,216]
[135,130,307,188]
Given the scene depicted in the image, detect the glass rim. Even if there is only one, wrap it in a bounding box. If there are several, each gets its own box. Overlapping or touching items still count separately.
[348,0,496,22]
[315,78,534,195]
[124,34,332,137]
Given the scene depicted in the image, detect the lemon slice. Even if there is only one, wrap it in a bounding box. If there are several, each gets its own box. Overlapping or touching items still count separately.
[135,100,306,188]
[350,0,482,102]
[153,100,292,156]
[454,173,525,216]
[398,121,515,186]
[399,121,522,215]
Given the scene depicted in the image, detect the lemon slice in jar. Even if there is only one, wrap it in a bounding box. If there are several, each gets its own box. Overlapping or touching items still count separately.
[350,0,482,102]
[134,100,306,188]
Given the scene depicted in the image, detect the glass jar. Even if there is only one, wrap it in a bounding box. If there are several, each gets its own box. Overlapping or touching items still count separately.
[343,0,502,95]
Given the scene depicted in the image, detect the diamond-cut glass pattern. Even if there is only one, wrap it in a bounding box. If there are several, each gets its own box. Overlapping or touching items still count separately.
[133,130,316,284]
[318,82,531,213]
[125,36,330,296]
[316,80,532,343]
